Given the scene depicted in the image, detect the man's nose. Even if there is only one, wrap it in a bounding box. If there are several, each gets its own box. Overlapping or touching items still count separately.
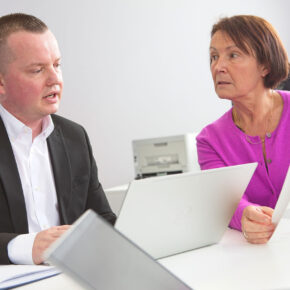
[46,67,63,86]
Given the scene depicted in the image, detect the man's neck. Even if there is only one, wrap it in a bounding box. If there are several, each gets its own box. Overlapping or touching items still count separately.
[0,103,44,140]
[10,116,43,140]
[28,120,43,140]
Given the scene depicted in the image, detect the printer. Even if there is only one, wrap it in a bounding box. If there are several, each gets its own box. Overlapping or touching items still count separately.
[132,133,200,179]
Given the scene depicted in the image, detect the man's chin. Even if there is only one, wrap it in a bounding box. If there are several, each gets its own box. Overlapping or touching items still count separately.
[45,104,59,115]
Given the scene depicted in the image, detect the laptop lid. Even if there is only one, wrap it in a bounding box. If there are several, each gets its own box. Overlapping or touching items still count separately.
[45,210,191,290]
[115,163,257,259]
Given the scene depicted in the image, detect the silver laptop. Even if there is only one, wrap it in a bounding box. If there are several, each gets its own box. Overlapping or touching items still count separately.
[45,210,191,290]
[115,163,257,259]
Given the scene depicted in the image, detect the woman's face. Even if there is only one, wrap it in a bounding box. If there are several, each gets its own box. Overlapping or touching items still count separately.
[209,30,268,100]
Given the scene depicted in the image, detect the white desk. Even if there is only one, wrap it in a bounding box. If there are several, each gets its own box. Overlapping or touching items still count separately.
[160,218,290,290]
[17,219,290,290]
[16,272,82,289]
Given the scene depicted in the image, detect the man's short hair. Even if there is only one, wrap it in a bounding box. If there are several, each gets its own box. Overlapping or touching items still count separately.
[0,13,48,72]
[211,15,289,89]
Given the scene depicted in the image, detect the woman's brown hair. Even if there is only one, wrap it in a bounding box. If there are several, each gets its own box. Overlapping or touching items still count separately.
[211,15,289,88]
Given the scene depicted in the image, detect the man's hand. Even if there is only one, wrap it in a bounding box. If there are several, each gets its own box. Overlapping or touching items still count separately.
[241,206,275,244]
[32,225,71,264]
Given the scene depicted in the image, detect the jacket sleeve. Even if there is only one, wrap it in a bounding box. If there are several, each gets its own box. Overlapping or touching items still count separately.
[0,233,18,264]
[83,129,117,226]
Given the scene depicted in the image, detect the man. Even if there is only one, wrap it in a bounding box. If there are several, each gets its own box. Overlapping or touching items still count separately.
[0,13,116,265]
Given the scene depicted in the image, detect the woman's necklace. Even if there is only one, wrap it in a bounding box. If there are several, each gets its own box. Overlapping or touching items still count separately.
[232,91,274,145]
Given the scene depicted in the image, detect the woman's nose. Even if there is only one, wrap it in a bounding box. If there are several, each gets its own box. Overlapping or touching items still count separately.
[213,56,227,73]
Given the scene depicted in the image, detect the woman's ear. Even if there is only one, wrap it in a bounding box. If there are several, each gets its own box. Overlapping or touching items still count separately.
[261,66,270,78]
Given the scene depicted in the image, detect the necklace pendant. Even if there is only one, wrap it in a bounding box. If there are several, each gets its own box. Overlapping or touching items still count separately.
[266,132,271,138]
[245,135,264,145]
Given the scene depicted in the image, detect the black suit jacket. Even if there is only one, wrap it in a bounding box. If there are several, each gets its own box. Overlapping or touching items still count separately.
[0,114,116,264]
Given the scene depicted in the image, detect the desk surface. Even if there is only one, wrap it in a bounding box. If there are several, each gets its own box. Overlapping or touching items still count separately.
[18,219,290,290]
[160,218,290,290]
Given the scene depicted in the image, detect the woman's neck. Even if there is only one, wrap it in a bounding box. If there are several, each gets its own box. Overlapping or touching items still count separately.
[232,89,273,127]
[232,89,278,138]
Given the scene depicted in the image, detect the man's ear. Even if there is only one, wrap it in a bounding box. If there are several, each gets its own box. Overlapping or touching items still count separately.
[0,74,5,96]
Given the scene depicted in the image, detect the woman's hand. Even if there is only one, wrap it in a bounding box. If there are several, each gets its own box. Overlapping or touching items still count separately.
[241,206,275,244]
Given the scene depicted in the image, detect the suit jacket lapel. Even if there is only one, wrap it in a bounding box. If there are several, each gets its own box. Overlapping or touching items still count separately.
[0,118,28,233]
[47,125,72,224]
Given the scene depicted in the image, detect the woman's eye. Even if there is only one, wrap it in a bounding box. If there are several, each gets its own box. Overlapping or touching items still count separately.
[210,55,218,63]
[230,53,238,58]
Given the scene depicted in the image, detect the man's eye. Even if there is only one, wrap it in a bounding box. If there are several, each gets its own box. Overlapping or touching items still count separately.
[32,68,43,73]
[230,53,238,58]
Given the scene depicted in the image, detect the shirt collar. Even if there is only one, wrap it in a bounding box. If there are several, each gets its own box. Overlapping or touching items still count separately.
[0,104,54,141]
[41,114,54,139]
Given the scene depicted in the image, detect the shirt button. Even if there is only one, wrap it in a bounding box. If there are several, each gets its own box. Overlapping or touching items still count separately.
[267,159,272,164]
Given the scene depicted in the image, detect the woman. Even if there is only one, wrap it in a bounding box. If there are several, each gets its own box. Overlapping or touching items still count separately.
[196,15,289,244]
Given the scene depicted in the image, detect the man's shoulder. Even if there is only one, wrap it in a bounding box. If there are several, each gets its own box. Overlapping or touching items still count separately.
[50,114,88,141]
[51,114,85,132]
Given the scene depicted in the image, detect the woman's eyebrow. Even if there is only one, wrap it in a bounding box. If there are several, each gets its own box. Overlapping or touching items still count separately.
[209,45,238,51]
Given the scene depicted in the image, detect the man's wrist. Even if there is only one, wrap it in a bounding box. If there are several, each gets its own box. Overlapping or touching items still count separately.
[7,233,38,264]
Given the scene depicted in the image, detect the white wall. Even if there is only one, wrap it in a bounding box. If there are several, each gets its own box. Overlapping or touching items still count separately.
[2,0,290,188]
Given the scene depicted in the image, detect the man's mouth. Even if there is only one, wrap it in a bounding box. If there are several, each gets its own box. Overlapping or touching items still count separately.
[44,93,57,98]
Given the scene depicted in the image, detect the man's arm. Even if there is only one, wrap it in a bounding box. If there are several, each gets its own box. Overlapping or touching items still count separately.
[48,115,116,226]
[32,225,70,264]
[0,233,18,264]
[8,233,37,264]
[6,226,71,265]
[83,129,117,225]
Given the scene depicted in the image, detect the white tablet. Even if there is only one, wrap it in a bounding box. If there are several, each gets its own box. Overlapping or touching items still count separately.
[45,210,191,290]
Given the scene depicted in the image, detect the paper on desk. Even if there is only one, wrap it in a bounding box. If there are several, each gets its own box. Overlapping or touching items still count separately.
[271,165,290,224]
[270,202,290,242]
[0,265,60,289]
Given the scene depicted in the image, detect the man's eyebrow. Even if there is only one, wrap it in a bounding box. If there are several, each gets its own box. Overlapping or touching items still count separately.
[26,63,45,67]
[26,58,61,68]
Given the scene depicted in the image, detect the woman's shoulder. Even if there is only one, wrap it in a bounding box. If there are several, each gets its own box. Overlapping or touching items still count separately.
[197,108,233,141]
[276,90,290,119]
[277,89,290,104]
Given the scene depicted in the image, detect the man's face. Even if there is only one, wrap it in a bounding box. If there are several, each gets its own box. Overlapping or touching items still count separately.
[0,30,63,124]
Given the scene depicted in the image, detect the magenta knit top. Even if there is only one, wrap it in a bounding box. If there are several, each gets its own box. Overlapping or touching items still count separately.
[196,90,290,231]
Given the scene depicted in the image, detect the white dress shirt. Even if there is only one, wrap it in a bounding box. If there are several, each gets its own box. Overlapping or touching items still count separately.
[0,105,60,264]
